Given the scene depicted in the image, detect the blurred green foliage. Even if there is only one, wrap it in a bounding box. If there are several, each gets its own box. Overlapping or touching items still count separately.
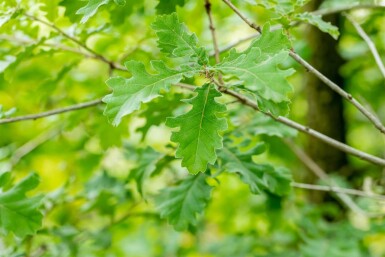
[1,0,385,256]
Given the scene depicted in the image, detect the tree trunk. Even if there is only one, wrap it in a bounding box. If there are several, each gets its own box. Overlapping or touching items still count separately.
[305,1,347,184]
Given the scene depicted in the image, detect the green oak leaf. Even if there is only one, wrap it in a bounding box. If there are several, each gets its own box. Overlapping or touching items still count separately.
[84,171,128,215]
[128,147,163,196]
[166,84,228,174]
[247,0,310,16]
[114,0,125,5]
[156,0,185,14]
[0,173,43,237]
[246,24,292,57]
[220,142,292,195]
[76,0,109,23]
[155,173,212,230]
[215,48,294,103]
[103,60,198,126]
[294,13,339,39]
[152,13,208,64]
[60,0,84,22]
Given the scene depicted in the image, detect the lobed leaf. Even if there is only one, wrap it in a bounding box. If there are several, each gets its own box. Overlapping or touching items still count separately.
[128,147,163,196]
[166,84,228,174]
[155,173,212,230]
[155,0,186,14]
[76,0,109,23]
[294,12,340,39]
[219,142,292,196]
[103,60,199,126]
[152,13,208,64]
[215,48,294,103]
[0,173,43,237]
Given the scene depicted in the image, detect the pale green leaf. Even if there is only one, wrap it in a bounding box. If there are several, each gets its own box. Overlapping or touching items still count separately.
[155,173,212,230]
[156,0,185,14]
[0,173,43,237]
[128,147,163,196]
[220,142,292,195]
[0,8,16,28]
[166,84,228,174]
[247,0,310,16]
[247,24,292,57]
[76,0,109,23]
[215,48,294,103]
[213,24,294,106]
[103,60,198,126]
[152,13,208,64]
[294,13,340,39]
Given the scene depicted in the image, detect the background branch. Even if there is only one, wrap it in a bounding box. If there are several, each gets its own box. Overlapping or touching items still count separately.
[222,0,385,135]
[0,99,102,125]
[291,182,385,201]
[345,13,385,81]
[286,139,385,217]
[24,13,125,71]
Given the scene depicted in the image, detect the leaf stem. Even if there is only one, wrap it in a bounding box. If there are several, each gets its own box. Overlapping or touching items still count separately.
[204,0,224,85]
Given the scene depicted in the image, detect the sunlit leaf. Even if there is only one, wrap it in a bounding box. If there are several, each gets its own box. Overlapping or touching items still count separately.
[166,84,228,174]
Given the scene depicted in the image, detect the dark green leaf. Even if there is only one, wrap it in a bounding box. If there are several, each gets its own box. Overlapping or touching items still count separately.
[0,173,43,237]
[155,173,212,230]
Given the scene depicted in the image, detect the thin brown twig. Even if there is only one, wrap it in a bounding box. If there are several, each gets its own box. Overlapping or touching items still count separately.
[289,51,385,134]
[221,0,385,135]
[0,99,102,124]
[222,0,261,32]
[204,0,224,85]
[23,13,126,71]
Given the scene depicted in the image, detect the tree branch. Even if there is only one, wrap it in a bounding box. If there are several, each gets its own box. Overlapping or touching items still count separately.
[204,0,224,85]
[10,129,61,166]
[345,13,385,81]
[291,182,385,201]
[23,13,126,71]
[220,87,385,167]
[0,99,102,125]
[2,81,385,167]
[221,0,385,135]
[286,139,385,217]
[312,4,385,16]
